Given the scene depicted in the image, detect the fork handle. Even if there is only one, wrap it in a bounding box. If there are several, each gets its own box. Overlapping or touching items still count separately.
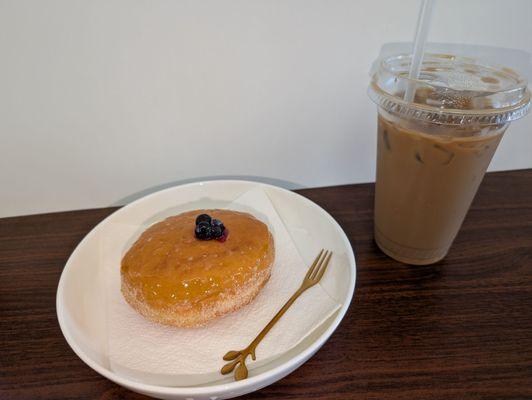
[247,286,306,354]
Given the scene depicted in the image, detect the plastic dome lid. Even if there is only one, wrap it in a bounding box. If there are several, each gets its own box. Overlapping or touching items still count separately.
[368,53,531,126]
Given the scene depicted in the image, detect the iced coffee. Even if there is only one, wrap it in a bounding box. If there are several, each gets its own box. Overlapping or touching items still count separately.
[368,54,530,265]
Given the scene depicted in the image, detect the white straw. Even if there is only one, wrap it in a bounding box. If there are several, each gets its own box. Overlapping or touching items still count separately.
[404,0,435,102]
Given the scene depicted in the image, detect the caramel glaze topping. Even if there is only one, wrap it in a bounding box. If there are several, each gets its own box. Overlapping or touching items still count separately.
[121,210,274,311]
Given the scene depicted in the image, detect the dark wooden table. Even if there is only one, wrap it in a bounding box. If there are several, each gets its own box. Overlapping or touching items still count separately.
[1,169,531,400]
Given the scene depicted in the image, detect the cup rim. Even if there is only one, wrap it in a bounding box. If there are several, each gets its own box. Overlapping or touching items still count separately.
[368,53,531,126]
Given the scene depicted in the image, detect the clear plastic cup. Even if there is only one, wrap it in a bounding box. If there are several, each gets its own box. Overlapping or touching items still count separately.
[368,53,530,265]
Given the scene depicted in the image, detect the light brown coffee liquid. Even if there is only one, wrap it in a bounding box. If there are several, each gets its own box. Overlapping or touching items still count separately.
[375,112,506,264]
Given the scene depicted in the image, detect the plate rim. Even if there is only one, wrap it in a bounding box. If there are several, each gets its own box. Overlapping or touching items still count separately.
[56,179,356,396]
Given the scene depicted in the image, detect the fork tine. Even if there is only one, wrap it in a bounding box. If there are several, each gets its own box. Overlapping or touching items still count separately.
[305,249,324,280]
[314,251,332,282]
[310,250,329,280]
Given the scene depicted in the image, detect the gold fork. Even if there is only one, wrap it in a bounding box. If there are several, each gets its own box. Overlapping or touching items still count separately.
[220,249,333,381]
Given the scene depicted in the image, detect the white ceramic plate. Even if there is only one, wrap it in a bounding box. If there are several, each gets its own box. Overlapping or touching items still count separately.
[56,180,356,400]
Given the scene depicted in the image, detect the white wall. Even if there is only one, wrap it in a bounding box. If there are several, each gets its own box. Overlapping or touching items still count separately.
[1,0,531,218]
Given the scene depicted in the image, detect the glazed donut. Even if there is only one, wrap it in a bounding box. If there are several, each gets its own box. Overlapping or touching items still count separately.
[121,209,274,327]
